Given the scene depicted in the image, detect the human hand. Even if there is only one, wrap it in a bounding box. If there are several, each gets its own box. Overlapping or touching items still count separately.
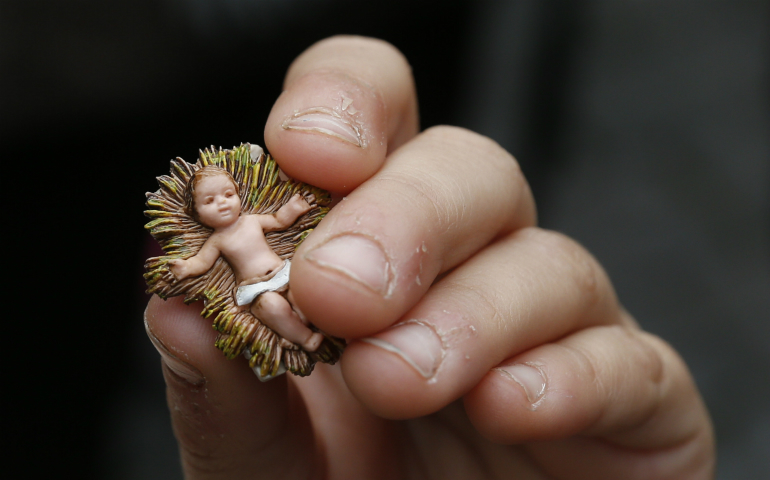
[144,36,714,479]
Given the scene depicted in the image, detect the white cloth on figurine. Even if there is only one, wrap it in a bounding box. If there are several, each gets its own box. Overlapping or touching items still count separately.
[235,260,291,306]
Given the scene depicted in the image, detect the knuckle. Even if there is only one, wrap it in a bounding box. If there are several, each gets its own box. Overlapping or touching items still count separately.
[636,331,686,391]
[632,330,667,387]
[611,328,670,430]
[418,125,528,214]
[422,126,520,171]
[558,330,642,429]
[557,341,609,425]
[599,326,666,392]
[527,229,610,316]
[561,341,605,395]
[441,279,509,332]
[420,126,526,197]
[370,169,458,239]
[562,326,671,433]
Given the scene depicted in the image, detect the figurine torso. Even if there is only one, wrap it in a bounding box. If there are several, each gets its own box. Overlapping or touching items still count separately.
[213,214,285,286]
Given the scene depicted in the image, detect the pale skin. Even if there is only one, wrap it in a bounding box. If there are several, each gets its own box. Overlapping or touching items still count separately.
[168,175,324,351]
[145,36,715,479]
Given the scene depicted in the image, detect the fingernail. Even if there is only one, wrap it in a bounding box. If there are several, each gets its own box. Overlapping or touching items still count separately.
[305,234,391,295]
[361,321,444,379]
[145,319,205,386]
[282,107,363,147]
[495,363,546,404]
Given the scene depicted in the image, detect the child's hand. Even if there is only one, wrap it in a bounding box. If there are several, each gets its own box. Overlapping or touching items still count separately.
[166,258,189,281]
[286,193,313,214]
[144,37,714,479]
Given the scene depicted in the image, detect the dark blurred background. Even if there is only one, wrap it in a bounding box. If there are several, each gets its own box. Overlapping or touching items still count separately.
[3,1,767,478]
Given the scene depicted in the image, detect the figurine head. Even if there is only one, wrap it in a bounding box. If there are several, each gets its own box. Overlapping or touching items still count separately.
[185,166,241,229]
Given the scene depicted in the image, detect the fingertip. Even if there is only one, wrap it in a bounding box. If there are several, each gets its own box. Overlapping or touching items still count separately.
[144,296,270,392]
[464,327,710,451]
[144,296,315,478]
[289,250,395,338]
[265,71,388,193]
[144,296,219,367]
[463,369,562,444]
[282,36,418,144]
[338,314,492,420]
[340,340,446,419]
[264,36,418,193]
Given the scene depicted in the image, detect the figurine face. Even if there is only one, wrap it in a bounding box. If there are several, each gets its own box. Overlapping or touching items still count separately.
[193,174,241,229]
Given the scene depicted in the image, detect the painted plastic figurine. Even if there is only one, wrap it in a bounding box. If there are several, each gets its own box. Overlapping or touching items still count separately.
[144,143,344,380]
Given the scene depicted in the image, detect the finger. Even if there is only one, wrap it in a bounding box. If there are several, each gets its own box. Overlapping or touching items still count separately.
[289,363,406,479]
[464,324,715,479]
[290,126,536,339]
[144,296,318,479]
[340,228,620,419]
[265,35,419,193]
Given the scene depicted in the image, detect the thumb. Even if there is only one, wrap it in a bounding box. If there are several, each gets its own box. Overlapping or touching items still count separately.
[144,296,319,479]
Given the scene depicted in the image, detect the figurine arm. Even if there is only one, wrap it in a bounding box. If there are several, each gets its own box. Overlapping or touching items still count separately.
[260,193,314,231]
[167,239,220,281]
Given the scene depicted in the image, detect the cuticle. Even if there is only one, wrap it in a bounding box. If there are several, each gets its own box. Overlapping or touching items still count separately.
[494,362,548,410]
[282,106,366,148]
[363,318,446,381]
[396,319,447,379]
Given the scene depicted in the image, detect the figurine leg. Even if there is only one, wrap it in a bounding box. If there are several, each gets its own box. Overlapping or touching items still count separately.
[285,289,310,326]
[252,292,323,351]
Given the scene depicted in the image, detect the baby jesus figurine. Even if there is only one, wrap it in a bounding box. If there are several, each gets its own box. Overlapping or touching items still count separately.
[167,165,325,352]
